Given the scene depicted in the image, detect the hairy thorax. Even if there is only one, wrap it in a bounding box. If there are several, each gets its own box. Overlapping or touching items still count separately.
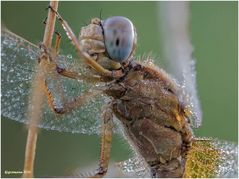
[104,62,193,177]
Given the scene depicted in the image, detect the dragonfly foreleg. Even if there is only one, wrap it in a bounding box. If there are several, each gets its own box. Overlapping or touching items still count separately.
[43,16,61,55]
[56,66,113,83]
[42,15,61,56]
[54,31,61,54]
[47,5,124,79]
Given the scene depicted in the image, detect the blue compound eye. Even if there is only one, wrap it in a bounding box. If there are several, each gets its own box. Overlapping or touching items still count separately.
[102,16,136,62]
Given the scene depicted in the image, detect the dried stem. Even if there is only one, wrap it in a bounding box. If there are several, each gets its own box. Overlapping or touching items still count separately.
[43,1,59,48]
[22,1,58,177]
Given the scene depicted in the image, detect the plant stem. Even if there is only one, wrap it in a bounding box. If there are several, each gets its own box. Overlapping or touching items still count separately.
[22,1,58,177]
[43,1,59,48]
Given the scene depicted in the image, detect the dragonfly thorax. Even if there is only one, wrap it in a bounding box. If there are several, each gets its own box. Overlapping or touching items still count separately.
[104,61,193,177]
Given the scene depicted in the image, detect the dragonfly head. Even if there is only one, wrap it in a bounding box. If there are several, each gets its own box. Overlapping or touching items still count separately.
[101,16,137,63]
[80,16,137,71]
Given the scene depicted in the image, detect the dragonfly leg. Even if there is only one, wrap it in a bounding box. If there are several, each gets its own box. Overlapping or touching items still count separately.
[38,42,111,83]
[81,105,113,178]
[43,79,101,114]
[56,66,113,83]
[95,105,113,177]
[43,16,47,25]
[47,5,124,79]
[59,90,100,114]
[43,16,61,55]
[54,31,61,54]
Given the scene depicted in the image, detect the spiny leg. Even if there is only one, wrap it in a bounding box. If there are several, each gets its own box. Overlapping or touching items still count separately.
[47,36,112,83]
[82,105,113,178]
[47,6,124,78]
[97,106,113,177]
[54,31,61,54]
[43,16,114,174]
[43,79,101,114]
[41,57,113,177]
[42,19,113,83]
[43,16,61,55]
[37,42,110,115]
[56,66,113,83]
[37,43,68,105]
[38,45,109,112]
[43,78,113,177]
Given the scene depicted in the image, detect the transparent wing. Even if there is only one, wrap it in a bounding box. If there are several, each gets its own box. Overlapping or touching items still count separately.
[1,29,108,134]
[116,156,151,177]
[116,138,238,178]
[184,138,238,178]
[212,139,238,177]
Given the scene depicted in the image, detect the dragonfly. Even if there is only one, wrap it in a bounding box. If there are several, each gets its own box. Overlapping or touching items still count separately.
[1,8,238,178]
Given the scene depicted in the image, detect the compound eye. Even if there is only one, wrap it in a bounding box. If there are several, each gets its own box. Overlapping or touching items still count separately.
[102,16,136,62]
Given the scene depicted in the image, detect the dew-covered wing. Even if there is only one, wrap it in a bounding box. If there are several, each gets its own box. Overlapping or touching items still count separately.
[184,138,238,178]
[1,29,108,134]
[116,138,238,178]
[116,155,151,177]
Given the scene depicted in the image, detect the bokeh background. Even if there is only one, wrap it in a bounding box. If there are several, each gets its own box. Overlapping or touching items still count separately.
[1,1,237,177]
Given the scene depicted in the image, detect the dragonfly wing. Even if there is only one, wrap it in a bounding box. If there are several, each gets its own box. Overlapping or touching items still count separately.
[212,139,238,177]
[2,29,39,126]
[116,155,151,177]
[184,138,238,178]
[116,138,238,178]
[1,29,110,135]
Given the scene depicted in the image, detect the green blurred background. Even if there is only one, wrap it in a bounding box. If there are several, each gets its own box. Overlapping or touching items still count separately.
[1,1,237,177]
